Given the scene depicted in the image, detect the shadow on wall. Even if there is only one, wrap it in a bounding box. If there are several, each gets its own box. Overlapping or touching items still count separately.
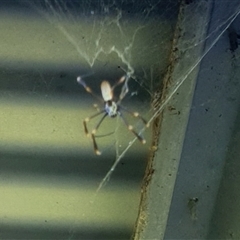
[208,100,240,239]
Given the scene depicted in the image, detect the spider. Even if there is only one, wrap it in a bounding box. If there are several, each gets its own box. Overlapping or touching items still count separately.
[77,75,149,155]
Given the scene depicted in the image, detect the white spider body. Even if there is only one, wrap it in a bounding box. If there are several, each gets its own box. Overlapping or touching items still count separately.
[101,81,113,101]
[101,80,119,118]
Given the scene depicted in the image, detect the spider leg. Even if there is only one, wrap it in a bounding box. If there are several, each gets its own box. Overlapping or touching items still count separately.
[93,104,101,112]
[120,105,150,127]
[91,134,101,156]
[119,112,146,144]
[117,75,131,103]
[83,110,105,136]
[92,112,108,134]
[91,112,108,155]
[111,75,126,91]
[77,76,103,102]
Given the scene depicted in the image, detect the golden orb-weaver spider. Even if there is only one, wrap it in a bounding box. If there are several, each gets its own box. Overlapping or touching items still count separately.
[77,75,149,155]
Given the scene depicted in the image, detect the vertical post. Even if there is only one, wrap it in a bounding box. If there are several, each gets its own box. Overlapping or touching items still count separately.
[133,1,212,239]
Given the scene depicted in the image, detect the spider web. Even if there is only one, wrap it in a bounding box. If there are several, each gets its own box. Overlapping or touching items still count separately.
[1,0,240,239]
[26,0,179,182]
[27,0,240,189]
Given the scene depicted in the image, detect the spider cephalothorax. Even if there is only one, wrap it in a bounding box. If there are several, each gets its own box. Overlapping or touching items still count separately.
[105,100,118,117]
[77,75,149,155]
